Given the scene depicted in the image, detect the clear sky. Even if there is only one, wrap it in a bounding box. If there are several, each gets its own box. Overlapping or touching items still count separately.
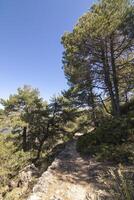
[0,0,95,101]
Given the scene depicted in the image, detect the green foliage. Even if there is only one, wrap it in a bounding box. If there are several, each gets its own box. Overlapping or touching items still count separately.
[0,86,79,162]
[62,0,134,117]
[77,112,134,164]
[0,134,31,189]
[0,0,133,197]
[109,165,134,200]
[4,188,25,200]
[120,98,134,115]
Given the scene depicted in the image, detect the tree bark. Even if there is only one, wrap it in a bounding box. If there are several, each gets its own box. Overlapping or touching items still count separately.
[22,126,27,152]
[36,123,50,161]
[36,141,44,160]
[101,43,117,116]
[110,35,120,116]
[99,95,111,115]
[88,84,98,127]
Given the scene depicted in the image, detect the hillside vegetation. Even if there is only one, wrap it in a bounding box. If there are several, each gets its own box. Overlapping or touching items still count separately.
[77,99,134,164]
[0,0,134,199]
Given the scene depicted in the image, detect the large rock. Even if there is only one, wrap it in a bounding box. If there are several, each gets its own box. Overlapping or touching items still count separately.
[18,164,38,188]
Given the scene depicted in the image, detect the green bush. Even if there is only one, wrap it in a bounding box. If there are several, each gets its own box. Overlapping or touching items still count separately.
[120,98,134,115]
[0,134,31,190]
[108,164,134,200]
[77,116,134,164]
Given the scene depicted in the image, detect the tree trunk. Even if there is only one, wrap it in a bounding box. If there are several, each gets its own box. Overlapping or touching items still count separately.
[36,123,50,161]
[36,141,44,160]
[101,43,117,116]
[110,35,120,116]
[99,95,111,115]
[22,126,27,152]
[88,86,98,127]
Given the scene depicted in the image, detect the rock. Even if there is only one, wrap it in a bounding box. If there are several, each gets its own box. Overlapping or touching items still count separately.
[22,164,38,175]
[8,180,17,191]
[0,194,2,200]
[50,159,59,170]
[18,164,38,188]
[50,196,62,200]
[28,193,42,200]
[28,139,133,200]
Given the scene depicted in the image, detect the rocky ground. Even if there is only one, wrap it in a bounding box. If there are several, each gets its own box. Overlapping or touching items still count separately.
[27,137,119,200]
[2,135,133,200]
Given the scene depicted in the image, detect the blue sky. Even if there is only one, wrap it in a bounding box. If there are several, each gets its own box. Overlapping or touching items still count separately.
[0,0,94,101]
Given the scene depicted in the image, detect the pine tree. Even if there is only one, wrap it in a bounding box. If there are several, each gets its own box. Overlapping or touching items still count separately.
[62,0,134,118]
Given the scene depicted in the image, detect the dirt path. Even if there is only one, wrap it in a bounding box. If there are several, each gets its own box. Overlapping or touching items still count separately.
[27,138,112,200]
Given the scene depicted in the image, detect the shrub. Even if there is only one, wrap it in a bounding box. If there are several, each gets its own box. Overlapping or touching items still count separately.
[77,116,134,164]
[120,98,134,115]
[109,165,134,200]
[0,134,31,191]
